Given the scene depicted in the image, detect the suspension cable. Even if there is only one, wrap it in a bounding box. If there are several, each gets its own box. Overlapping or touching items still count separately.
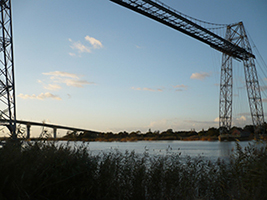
[152,0,230,27]
[247,30,267,99]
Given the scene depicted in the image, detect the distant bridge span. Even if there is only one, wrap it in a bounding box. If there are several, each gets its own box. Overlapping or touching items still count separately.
[0,119,99,139]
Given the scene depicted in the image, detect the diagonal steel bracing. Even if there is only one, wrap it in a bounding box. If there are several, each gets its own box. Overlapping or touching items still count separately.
[219,22,264,132]
[0,0,16,139]
[219,53,233,131]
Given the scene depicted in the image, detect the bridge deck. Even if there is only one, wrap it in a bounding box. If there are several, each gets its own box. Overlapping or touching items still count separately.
[0,119,100,138]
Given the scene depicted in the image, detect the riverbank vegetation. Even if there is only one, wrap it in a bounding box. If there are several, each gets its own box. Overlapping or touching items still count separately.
[0,140,266,199]
[61,125,266,141]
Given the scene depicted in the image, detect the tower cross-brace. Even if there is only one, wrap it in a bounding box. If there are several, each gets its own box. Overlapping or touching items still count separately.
[0,0,16,139]
[219,22,264,133]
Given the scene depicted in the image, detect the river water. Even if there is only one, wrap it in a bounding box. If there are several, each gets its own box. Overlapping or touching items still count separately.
[62,140,261,161]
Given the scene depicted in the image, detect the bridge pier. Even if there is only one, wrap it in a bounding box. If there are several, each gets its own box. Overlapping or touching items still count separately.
[26,124,31,139]
[53,127,57,139]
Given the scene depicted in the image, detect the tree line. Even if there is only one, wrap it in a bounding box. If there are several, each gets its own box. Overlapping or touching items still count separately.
[62,125,257,141]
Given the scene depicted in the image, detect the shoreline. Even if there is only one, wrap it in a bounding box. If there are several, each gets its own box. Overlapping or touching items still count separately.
[1,134,266,142]
[1,136,259,142]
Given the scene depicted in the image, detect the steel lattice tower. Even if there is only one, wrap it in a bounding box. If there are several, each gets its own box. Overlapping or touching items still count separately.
[0,0,16,139]
[219,22,264,133]
[219,26,233,131]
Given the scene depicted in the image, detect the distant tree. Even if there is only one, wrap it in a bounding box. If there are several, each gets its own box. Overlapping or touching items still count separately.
[146,129,153,135]
[145,131,153,137]
[243,125,254,133]
[130,132,137,137]
[188,130,198,136]
[118,131,128,138]
[63,131,77,139]
[104,132,114,138]
[198,129,207,136]
[153,130,160,135]
[167,129,173,134]
[161,129,173,136]
[79,131,99,139]
[218,127,228,134]
[130,131,142,138]
[175,131,187,137]
[230,126,242,131]
[206,127,219,136]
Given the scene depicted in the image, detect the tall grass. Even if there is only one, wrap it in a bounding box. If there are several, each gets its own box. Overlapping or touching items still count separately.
[0,140,266,200]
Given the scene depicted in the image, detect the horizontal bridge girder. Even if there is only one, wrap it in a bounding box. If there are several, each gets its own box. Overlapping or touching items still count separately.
[110,0,255,60]
[0,119,100,134]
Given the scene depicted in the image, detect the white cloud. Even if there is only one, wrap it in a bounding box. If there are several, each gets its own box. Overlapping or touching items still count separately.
[148,119,168,129]
[131,87,142,91]
[44,84,62,91]
[135,45,144,49]
[147,118,218,132]
[214,117,219,122]
[190,72,211,80]
[63,79,95,88]
[22,72,94,101]
[131,87,163,92]
[18,92,61,100]
[85,35,103,49]
[143,88,156,92]
[43,71,79,79]
[70,40,91,53]
[232,115,249,127]
[183,119,217,125]
[236,115,246,121]
[69,36,103,56]
[174,84,187,89]
[213,116,247,128]
[42,71,95,88]
[69,52,76,57]
[173,84,188,91]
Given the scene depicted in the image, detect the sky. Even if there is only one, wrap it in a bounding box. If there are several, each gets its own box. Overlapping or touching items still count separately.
[6,0,267,137]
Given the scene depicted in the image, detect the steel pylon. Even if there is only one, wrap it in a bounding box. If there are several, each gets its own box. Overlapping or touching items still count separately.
[0,0,16,139]
[219,22,264,133]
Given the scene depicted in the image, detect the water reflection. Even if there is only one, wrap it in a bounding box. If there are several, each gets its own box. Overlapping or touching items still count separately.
[218,141,235,159]
[56,140,258,161]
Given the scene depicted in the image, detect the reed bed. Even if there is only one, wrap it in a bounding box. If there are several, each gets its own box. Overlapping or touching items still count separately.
[0,141,266,200]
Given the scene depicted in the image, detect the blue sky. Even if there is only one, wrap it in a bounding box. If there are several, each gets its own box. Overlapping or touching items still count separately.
[8,0,267,137]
